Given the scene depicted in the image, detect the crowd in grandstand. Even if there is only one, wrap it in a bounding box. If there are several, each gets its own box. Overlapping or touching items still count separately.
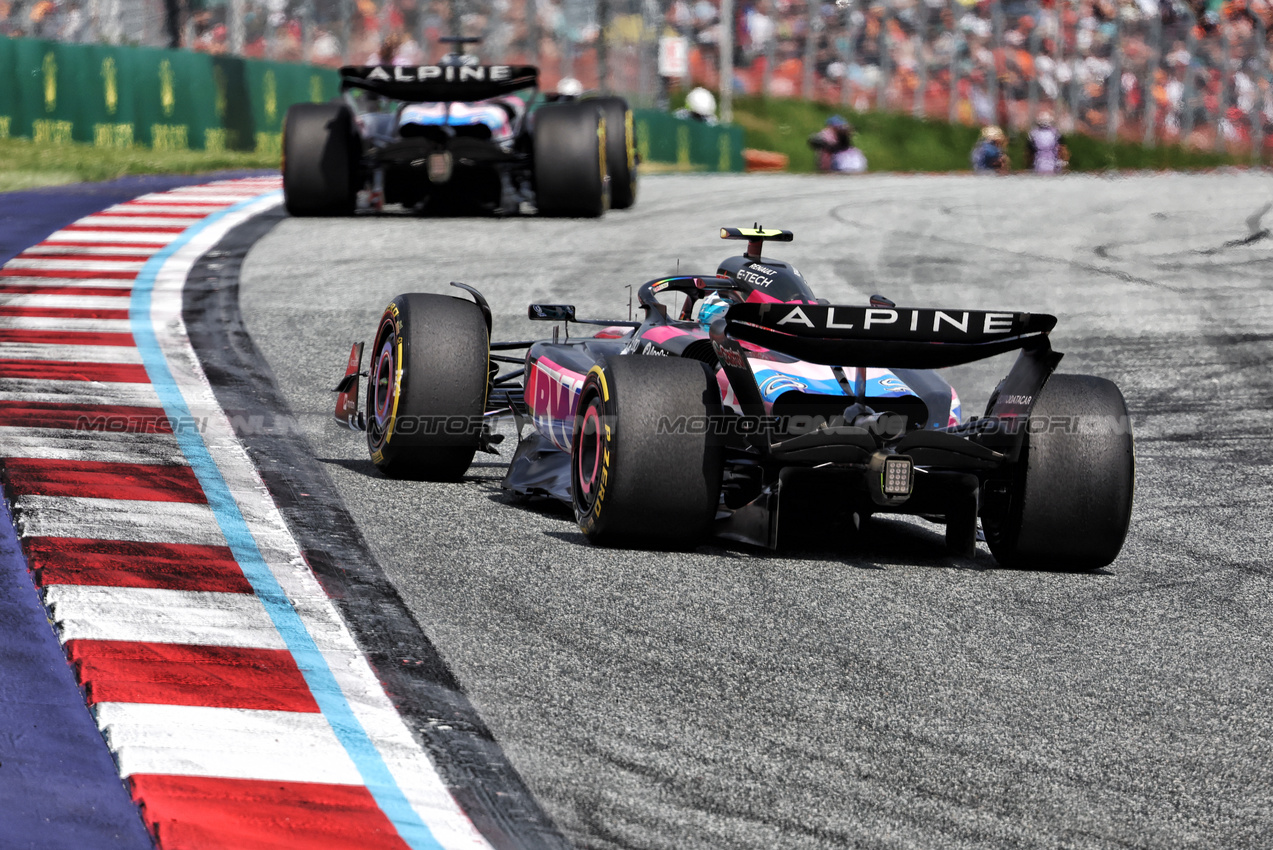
[2,0,1269,150]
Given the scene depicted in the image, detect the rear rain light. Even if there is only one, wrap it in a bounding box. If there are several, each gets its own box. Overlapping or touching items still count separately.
[883,456,913,496]
[868,452,913,506]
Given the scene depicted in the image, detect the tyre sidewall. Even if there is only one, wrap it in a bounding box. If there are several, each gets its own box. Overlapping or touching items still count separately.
[987,374,1135,570]
[572,366,616,537]
[590,96,637,209]
[533,102,608,217]
[283,103,359,216]
[570,356,723,547]
[365,293,489,479]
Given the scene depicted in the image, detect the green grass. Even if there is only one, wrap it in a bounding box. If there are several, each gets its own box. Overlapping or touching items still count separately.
[725,95,1245,173]
[0,137,279,192]
[0,95,1246,191]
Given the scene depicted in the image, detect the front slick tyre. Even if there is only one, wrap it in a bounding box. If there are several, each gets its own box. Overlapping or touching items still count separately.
[572,356,722,549]
[365,293,488,481]
[986,373,1135,571]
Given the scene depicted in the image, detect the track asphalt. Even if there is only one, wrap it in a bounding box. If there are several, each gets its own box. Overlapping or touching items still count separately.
[4,171,1270,849]
[240,172,1273,850]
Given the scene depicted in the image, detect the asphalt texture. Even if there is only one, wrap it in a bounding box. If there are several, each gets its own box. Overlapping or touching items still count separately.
[238,173,1273,850]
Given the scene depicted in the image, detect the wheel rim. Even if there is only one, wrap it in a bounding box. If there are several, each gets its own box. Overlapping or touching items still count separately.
[574,396,603,511]
[367,316,398,449]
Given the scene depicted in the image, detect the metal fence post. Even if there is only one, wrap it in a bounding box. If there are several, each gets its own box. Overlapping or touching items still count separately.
[1026,0,1041,126]
[720,0,734,122]
[1143,3,1162,147]
[1181,4,1197,143]
[763,12,775,97]
[802,0,818,100]
[878,2,891,110]
[989,0,1001,127]
[229,0,245,55]
[1216,21,1231,153]
[1256,17,1268,162]
[1107,8,1121,142]
[1067,8,1082,133]
[913,16,926,118]
[1054,1,1065,128]
[948,0,962,124]
[597,0,610,92]
[637,0,654,106]
[299,0,312,64]
[339,0,352,64]
[842,0,858,108]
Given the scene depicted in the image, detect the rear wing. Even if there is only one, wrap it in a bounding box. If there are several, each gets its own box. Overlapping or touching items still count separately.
[723,303,1056,368]
[340,64,539,102]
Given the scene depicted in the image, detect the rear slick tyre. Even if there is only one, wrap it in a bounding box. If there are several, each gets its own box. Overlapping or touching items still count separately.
[282,103,359,217]
[985,373,1135,571]
[591,96,637,210]
[365,293,489,481]
[533,102,607,218]
[572,356,723,548]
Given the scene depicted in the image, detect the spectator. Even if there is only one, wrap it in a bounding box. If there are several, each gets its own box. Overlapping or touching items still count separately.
[676,86,718,124]
[807,115,868,173]
[367,30,408,65]
[1025,110,1068,173]
[972,125,1011,173]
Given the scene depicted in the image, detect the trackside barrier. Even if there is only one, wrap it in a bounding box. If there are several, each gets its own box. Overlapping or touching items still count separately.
[0,37,337,152]
[633,110,745,172]
[0,38,744,170]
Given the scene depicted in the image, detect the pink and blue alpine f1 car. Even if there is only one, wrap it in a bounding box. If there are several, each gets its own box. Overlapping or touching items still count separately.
[283,38,635,217]
[333,227,1134,569]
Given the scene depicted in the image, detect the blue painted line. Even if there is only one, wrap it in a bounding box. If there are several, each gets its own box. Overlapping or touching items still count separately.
[128,190,444,850]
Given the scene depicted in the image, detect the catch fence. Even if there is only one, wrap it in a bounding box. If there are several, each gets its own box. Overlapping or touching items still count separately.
[3,0,1268,155]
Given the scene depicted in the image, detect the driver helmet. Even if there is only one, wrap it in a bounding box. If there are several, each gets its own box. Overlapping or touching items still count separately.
[686,87,717,119]
[980,125,1006,144]
[557,77,583,98]
[439,50,479,67]
[697,292,732,331]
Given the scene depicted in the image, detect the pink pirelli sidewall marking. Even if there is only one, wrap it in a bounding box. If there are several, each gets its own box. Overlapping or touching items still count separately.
[0,177,493,850]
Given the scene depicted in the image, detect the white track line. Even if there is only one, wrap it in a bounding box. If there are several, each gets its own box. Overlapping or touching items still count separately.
[0,294,138,310]
[18,245,167,257]
[0,379,160,405]
[0,429,187,465]
[103,204,236,216]
[74,215,211,229]
[0,277,139,289]
[4,259,147,272]
[0,316,134,333]
[99,704,363,784]
[12,496,223,545]
[0,344,142,363]
[41,230,179,245]
[46,585,287,649]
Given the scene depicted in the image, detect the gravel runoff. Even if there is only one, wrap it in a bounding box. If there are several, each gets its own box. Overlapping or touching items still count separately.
[239,172,1273,850]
